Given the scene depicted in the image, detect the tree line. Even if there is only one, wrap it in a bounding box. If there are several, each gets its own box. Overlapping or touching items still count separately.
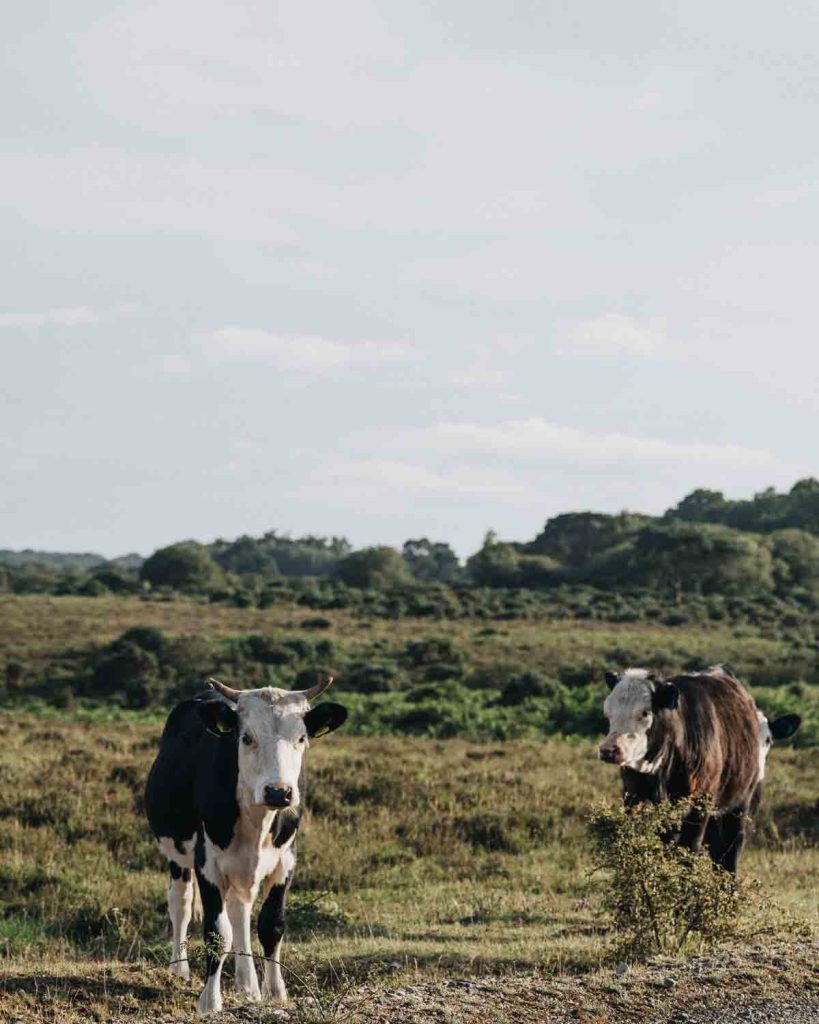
[4,479,819,600]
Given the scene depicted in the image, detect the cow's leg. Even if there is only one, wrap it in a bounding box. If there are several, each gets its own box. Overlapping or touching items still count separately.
[195,864,232,1015]
[679,806,709,853]
[258,881,289,1001]
[168,862,194,981]
[704,817,723,865]
[226,890,261,1001]
[718,806,748,876]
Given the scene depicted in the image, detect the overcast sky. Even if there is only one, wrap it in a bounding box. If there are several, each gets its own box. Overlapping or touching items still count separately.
[2,1,817,559]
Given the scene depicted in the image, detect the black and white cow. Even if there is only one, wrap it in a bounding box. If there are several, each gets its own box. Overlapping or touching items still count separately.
[145,676,347,1015]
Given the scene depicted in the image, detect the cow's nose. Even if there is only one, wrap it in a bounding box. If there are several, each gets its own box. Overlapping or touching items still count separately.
[599,746,620,764]
[263,785,292,808]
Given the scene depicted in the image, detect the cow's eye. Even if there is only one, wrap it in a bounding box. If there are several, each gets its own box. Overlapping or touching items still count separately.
[642,711,651,719]
[298,734,307,744]
[241,733,254,747]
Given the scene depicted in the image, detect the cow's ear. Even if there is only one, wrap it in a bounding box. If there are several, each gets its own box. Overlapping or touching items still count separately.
[604,671,620,690]
[304,702,348,739]
[653,683,679,711]
[198,700,238,737]
[769,714,801,740]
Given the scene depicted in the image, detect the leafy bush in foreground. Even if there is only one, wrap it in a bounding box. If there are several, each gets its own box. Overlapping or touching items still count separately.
[589,799,754,959]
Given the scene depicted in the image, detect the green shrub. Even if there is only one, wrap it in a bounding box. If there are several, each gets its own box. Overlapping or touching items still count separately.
[334,546,412,589]
[339,661,405,693]
[589,799,751,959]
[92,642,158,694]
[500,671,556,705]
[118,626,167,655]
[245,635,297,665]
[140,541,219,592]
[403,637,463,668]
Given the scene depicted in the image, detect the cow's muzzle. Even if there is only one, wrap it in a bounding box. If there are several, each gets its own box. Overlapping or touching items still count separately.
[598,745,624,765]
[263,785,293,808]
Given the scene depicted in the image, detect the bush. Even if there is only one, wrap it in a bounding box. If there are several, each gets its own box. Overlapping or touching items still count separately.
[403,637,463,668]
[118,626,167,655]
[588,799,750,959]
[140,542,219,592]
[339,661,405,693]
[245,635,298,666]
[334,547,412,589]
[499,671,555,705]
[91,642,165,708]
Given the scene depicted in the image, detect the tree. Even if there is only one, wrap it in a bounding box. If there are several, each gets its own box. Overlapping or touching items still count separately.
[630,523,774,595]
[466,532,522,587]
[334,546,413,589]
[209,531,351,577]
[140,542,219,591]
[768,529,819,591]
[402,539,461,583]
[526,512,650,570]
[664,489,729,525]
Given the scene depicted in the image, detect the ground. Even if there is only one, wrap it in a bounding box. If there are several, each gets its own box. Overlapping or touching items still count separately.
[0,717,816,1022]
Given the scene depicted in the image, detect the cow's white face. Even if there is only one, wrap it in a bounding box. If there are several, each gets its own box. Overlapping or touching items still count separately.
[756,710,801,781]
[200,685,347,811]
[236,689,311,809]
[757,710,773,781]
[599,668,679,769]
[600,670,655,767]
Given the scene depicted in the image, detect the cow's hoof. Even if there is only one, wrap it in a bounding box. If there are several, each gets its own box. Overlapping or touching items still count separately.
[169,960,190,981]
[261,984,288,1003]
[236,979,262,1002]
[197,988,223,1016]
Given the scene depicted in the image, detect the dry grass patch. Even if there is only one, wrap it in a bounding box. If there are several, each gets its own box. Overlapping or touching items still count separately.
[0,719,815,1022]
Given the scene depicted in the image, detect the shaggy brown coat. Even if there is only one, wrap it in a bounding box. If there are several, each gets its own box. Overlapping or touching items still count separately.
[620,668,761,873]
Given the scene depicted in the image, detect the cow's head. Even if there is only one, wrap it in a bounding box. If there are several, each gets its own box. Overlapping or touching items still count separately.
[599,668,679,767]
[198,676,347,810]
[757,709,801,780]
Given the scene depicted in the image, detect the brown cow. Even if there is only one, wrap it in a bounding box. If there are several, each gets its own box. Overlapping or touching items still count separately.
[598,667,761,874]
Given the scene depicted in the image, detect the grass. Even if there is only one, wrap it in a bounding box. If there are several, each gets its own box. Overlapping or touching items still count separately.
[1,593,817,1020]
[0,718,816,1022]
[4,594,819,744]
[0,593,797,680]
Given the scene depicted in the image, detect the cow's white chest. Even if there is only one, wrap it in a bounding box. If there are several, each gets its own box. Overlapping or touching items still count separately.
[630,753,664,774]
[205,823,295,901]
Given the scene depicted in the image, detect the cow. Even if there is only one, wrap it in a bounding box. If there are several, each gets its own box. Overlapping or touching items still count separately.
[598,666,762,874]
[145,675,347,1015]
[756,709,801,781]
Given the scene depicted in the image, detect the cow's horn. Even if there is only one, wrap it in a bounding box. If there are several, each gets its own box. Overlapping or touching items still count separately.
[208,677,242,702]
[298,674,334,701]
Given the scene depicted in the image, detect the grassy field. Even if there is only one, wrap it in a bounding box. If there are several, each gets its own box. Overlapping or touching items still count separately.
[0,593,794,670]
[0,594,817,1021]
[2,594,816,741]
[0,719,817,1022]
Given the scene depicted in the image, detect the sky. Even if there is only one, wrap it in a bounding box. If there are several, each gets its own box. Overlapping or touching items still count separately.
[1,1,818,559]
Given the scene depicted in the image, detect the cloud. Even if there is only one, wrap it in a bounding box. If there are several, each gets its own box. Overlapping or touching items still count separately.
[160,355,194,374]
[0,149,301,245]
[448,366,511,390]
[397,417,800,473]
[563,314,683,359]
[210,328,415,375]
[628,91,664,111]
[0,305,108,328]
[312,458,530,499]
[754,184,816,209]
